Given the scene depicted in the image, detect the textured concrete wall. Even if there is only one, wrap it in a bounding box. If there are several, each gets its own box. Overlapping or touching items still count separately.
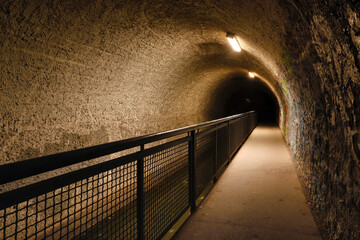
[0,0,286,163]
[0,0,359,238]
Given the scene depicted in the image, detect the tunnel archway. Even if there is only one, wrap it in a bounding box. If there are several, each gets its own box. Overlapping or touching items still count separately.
[224,78,279,124]
[205,74,280,125]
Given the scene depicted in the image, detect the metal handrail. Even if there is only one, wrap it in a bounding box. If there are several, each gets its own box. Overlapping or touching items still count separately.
[0,111,257,240]
[0,111,255,185]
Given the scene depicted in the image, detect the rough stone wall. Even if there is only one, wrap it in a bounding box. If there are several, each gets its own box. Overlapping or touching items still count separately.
[278,1,360,239]
[0,0,359,238]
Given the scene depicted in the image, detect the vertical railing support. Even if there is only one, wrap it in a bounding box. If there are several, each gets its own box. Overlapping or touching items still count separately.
[137,144,145,240]
[214,125,218,179]
[228,121,231,163]
[188,130,196,212]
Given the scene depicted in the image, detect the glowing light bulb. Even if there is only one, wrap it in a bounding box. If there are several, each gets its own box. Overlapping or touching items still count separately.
[249,72,255,78]
[226,33,241,52]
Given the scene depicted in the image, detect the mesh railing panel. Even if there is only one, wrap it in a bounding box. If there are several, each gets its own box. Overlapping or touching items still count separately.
[216,125,229,169]
[195,132,215,198]
[0,112,257,240]
[144,142,189,240]
[0,161,137,240]
[230,122,238,156]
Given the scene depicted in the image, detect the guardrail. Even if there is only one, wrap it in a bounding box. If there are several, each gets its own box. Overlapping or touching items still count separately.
[0,111,257,240]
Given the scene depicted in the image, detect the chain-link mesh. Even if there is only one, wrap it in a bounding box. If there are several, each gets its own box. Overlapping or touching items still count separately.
[0,162,137,240]
[144,142,189,240]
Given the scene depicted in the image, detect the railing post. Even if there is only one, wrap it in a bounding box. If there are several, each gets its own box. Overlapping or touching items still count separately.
[228,121,231,163]
[137,144,145,240]
[214,125,218,178]
[188,130,196,212]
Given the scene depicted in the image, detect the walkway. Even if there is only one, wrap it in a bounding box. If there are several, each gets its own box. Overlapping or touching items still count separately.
[174,126,321,240]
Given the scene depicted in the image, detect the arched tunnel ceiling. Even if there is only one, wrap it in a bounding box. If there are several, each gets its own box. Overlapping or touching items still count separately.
[0,1,360,238]
[1,0,295,156]
[3,0,290,128]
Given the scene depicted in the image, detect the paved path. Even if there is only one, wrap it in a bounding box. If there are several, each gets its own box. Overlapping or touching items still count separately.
[174,126,321,240]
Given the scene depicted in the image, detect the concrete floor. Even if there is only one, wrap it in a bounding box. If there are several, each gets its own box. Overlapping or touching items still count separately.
[174,126,321,240]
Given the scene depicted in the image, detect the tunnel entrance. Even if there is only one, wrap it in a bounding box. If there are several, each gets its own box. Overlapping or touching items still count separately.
[224,80,279,124]
[208,75,280,125]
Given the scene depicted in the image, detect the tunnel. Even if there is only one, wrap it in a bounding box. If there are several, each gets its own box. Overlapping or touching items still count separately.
[0,0,359,239]
[206,74,280,124]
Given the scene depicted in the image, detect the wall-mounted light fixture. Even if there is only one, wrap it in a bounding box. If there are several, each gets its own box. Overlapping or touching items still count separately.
[226,32,241,52]
[249,72,255,78]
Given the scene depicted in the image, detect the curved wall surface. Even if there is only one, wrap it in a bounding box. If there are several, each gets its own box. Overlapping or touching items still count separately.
[0,0,359,238]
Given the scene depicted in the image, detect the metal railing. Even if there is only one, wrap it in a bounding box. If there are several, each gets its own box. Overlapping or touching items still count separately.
[0,111,257,240]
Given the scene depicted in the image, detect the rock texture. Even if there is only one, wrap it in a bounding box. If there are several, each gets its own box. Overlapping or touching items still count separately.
[0,0,359,238]
[280,2,360,239]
